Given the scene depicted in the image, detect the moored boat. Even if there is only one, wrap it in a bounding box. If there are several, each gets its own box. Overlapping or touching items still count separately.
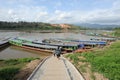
[42,38,107,48]
[9,38,58,53]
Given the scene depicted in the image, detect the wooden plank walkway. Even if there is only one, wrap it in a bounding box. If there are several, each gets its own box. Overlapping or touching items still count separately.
[28,56,84,80]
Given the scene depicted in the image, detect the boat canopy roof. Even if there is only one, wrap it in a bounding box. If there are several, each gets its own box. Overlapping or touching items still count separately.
[22,43,58,49]
[43,38,107,45]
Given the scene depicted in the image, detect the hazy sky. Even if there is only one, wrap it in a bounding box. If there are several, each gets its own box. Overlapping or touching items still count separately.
[0,0,120,24]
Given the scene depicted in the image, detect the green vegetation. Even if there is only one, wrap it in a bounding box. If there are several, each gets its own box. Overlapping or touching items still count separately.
[0,21,62,30]
[0,57,39,80]
[66,53,81,65]
[113,28,120,37]
[79,65,87,73]
[0,67,20,80]
[66,41,120,80]
[0,21,85,31]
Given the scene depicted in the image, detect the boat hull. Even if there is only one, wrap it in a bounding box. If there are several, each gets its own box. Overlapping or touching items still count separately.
[9,38,53,53]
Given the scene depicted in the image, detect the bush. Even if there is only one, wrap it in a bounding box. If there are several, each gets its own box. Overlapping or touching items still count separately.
[4,57,40,65]
[0,57,39,80]
[0,67,20,80]
[18,57,38,63]
[5,59,19,65]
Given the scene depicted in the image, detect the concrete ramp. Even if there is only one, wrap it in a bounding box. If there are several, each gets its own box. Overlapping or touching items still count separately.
[28,56,84,80]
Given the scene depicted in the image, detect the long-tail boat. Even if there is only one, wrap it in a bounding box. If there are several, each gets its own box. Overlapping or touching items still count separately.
[9,37,58,53]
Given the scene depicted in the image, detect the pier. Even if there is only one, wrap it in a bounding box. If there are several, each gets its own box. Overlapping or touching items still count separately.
[27,56,84,80]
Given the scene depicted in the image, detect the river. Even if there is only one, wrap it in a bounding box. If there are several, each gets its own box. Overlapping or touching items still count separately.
[0,30,106,59]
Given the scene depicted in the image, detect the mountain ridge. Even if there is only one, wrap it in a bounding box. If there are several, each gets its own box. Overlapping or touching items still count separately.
[74,23,120,29]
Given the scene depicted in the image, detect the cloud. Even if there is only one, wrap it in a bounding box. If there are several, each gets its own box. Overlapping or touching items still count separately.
[46,0,120,24]
[113,0,120,8]
[81,0,120,24]
[0,5,48,22]
[86,10,120,24]
[55,11,72,20]
[35,11,48,21]
[0,0,120,24]
[46,10,74,23]
[8,9,13,14]
[7,0,35,5]
[39,4,120,25]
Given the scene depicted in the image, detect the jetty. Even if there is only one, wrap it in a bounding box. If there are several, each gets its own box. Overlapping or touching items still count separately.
[27,56,84,80]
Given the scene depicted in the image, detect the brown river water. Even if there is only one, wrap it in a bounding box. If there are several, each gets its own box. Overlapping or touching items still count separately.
[0,31,106,59]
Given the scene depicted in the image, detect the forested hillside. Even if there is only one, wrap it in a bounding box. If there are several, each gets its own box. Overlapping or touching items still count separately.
[0,21,83,30]
[0,21,61,30]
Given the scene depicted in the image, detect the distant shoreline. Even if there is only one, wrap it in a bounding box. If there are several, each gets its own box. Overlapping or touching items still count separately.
[0,30,83,33]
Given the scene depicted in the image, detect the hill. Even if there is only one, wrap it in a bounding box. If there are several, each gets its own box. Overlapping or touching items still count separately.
[51,24,71,29]
[0,21,83,31]
[75,23,120,29]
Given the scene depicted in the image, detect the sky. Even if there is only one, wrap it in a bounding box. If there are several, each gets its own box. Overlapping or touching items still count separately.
[0,0,120,24]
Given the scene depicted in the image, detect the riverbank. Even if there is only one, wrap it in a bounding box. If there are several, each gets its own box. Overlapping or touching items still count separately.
[65,40,120,80]
[0,57,42,80]
[0,30,83,33]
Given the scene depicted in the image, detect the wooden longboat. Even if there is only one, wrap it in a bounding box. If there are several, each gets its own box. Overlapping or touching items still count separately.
[9,38,58,53]
[33,40,79,53]
[42,38,107,47]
